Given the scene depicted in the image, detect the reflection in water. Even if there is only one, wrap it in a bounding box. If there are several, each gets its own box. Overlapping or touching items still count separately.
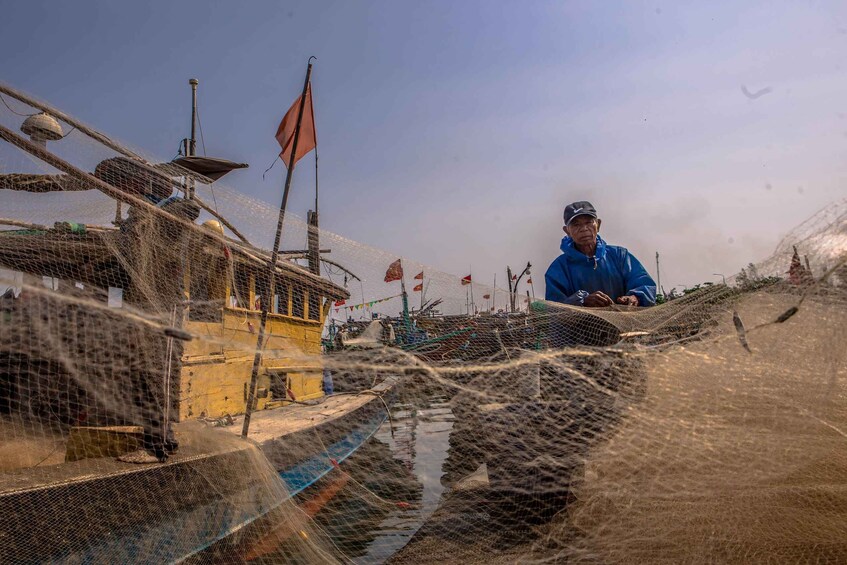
[313,391,455,563]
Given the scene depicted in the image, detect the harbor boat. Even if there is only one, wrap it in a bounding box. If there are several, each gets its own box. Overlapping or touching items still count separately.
[0,78,395,563]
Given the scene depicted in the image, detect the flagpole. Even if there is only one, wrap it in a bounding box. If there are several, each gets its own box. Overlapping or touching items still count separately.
[492,273,496,312]
[399,260,411,339]
[420,271,424,311]
[469,266,475,315]
[243,57,315,439]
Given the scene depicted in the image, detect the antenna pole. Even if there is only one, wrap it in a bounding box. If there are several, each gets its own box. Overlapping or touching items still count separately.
[189,79,198,157]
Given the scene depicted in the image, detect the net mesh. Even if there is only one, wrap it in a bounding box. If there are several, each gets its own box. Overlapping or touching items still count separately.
[0,84,845,564]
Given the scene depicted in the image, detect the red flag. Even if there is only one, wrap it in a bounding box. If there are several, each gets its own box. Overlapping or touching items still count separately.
[334,299,346,306]
[482,294,491,299]
[385,259,404,283]
[275,83,317,168]
[526,278,533,284]
[511,274,517,280]
[461,275,472,285]
[413,283,423,292]
[414,271,424,280]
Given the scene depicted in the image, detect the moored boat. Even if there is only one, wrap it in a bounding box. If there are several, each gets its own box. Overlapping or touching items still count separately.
[0,79,396,563]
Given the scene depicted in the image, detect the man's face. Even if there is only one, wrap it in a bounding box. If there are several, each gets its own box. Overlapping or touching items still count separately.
[564,215,600,247]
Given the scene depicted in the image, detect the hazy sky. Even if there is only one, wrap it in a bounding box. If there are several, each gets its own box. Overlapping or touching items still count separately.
[2,0,847,295]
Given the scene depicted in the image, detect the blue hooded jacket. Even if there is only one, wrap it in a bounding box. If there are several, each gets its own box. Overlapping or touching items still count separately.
[545,235,656,306]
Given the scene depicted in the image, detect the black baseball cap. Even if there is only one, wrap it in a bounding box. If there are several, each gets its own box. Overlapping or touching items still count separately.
[563,201,598,226]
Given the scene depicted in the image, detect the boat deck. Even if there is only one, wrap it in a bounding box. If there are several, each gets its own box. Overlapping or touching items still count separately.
[223,377,396,444]
[0,377,396,496]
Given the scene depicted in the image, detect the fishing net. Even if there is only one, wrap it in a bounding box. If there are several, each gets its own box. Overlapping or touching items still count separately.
[0,83,845,564]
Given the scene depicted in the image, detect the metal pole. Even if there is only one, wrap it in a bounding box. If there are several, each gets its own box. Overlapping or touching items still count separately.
[468,267,475,315]
[242,58,314,439]
[507,266,514,313]
[189,79,198,157]
[513,262,531,311]
[492,273,496,312]
[656,252,662,296]
[307,122,321,275]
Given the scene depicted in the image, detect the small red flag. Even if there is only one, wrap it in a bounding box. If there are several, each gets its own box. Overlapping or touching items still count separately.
[414,271,424,280]
[413,283,423,292]
[385,259,404,283]
[334,299,346,306]
[526,278,533,284]
[461,275,472,285]
[482,294,490,299]
[511,274,517,281]
[275,83,317,168]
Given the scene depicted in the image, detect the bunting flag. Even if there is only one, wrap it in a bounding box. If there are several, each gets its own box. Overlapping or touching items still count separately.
[275,83,317,168]
[526,278,533,284]
[482,294,491,299]
[413,283,423,292]
[461,275,472,285]
[414,271,424,280]
[511,274,517,280]
[334,299,346,306]
[331,293,402,314]
[384,259,404,283]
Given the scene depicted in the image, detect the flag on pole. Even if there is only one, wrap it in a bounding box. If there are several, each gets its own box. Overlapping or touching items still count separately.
[526,278,533,284]
[511,274,517,280]
[413,283,423,292]
[334,299,346,306]
[384,259,404,283]
[275,83,317,167]
[461,275,472,285]
[482,294,490,299]
[414,271,424,280]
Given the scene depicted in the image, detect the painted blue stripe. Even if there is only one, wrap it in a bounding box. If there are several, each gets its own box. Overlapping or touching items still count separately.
[279,411,387,495]
[64,411,388,564]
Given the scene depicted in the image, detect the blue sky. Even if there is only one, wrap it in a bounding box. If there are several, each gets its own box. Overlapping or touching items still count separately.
[2,0,847,296]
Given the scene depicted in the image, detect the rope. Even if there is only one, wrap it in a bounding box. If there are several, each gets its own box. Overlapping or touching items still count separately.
[0,93,37,117]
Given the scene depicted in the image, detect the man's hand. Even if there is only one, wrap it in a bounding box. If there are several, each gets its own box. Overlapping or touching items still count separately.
[616,295,639,307]
[583,291,613,307]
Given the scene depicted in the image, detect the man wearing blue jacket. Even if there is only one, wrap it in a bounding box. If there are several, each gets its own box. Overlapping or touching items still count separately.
[545,201,656,307]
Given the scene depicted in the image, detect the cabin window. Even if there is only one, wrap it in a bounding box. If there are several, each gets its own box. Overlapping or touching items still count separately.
[254,273,271,313]
[230,269,251,309]
[190,256,226,321]
[292,288,305,319]
[42,276,59,290]
[273,283,286,315]
[307,291,320,321]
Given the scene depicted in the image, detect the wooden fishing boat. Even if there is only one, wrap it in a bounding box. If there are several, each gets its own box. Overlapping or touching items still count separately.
[0,77,395,563]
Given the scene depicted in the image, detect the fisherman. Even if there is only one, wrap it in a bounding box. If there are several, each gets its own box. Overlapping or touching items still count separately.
[545,201,656,307]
